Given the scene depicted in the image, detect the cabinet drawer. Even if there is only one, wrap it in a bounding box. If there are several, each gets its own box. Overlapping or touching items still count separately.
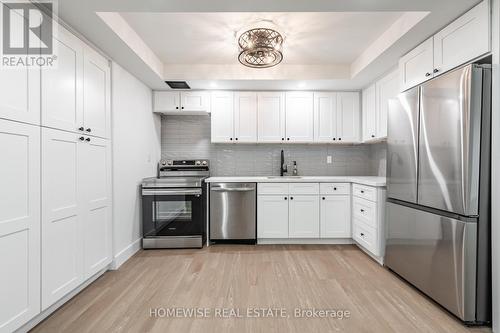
[289,183,319,195]
[320,183,350,195]
[353,184,377,201]
[258,183,289,195]
[353,197,377,229]
[353,220,378,255]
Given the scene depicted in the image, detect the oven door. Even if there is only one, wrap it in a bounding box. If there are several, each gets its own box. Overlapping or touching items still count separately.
[142,188,204,238]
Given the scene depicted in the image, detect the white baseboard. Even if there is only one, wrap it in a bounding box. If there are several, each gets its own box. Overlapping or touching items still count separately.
[257,238,354,245]
[17,267,108,333]
[110,238,141,270]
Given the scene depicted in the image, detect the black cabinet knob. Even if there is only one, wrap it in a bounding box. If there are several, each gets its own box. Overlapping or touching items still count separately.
[333,187,337,190]
[235,138,238,141]
[290,197,293,200]
[433,68,439,73]
[371,134,375,138]
[360,233,365,237]
[425,72,431,77]
[230,138,233,141]
[322,197,325,200]
[181,106,184,109]
[338,138,342,141]
[361,190,364,193]
[360,209,365,212]
[175,106,179,109]
[333,138,336,141]
[281,138,284,141]
[86,128,91,132]
[284,197,287,200]
[78,127,84,131]
[287,138,290,141]
[79,136,85,141]
[85,137,91,142]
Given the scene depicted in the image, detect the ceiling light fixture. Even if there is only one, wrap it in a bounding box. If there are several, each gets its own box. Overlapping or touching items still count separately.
[238,28,284,68]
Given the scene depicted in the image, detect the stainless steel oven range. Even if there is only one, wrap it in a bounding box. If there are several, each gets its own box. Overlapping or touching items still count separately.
[141,159,209,249]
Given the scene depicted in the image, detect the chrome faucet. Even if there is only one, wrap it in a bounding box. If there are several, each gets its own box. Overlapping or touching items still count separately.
[280,150,288,176]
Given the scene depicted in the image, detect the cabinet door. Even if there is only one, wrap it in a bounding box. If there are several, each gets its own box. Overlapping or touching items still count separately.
[288,195,319,238]
[210,91,234,143]
[336,92,360,143]
[313,92,337,143]
[285,92,314,142]
[83,46,111,138]
[0,6,40,125]
[257,195,289,238]
[257,92,285,143]
[362,84,377,141]
[320,195,351,238]
[181,91,210,112]
[81,137,112,279]
[154,91,180,112]
[41,24,84,133]
[375,70,399,139]
[0,120,40,332]
[433,0,490,75]
[41,128,84,310]
[398,37,434,91]
[234,92,257,142]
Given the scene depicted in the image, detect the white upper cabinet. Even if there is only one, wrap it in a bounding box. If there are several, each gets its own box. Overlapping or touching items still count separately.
[399,0,490,91]
[154,91,210,114]
[362,84,377,142]
[210,91,234,143]
[285,92,314,142]
[336,92,360,143]
[433,0,490,75]
[257,92,285,143]
[399,37,434,91]
[234,92,257,142]
[42,23,110,138]
[181,91,210,112]
[42,24,84,133]
[313,92,337,143]
[83,46,111,138]
[0,120,40,332]
[375,69,399,139]
[0,7,40,125]
[154,91,180,112]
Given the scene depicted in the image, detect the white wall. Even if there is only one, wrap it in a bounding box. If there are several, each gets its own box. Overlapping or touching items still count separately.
[492,0,500,331]
[110,62,161,269]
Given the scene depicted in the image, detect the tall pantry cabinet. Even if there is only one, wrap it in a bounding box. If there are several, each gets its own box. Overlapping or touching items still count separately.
[0,20,112,332]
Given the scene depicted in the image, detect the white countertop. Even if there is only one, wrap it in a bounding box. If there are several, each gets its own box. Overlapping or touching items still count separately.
[205,176,386,187]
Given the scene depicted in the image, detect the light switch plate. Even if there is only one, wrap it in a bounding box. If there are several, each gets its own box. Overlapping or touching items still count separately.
[327,155,332,164]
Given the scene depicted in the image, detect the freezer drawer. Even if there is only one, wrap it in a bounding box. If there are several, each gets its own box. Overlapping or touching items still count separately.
[385,201,477,321]
[210,183,256,241]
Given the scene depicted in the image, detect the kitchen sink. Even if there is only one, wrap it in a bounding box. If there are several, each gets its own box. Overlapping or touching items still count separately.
[266,176,303,179]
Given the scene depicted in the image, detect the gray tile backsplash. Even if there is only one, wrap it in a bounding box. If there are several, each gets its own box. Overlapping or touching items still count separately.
[161,115,387,177]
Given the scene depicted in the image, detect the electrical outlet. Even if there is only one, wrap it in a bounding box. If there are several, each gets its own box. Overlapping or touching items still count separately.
[327,155,332,164]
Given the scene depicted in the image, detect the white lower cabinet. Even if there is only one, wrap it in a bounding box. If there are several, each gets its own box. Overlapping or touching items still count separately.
[0,120,40,332]
[41,128,111,309]
[257,195,289,238]
[351,184,386,261]
[320,195,351,238]
[289,195,319,238]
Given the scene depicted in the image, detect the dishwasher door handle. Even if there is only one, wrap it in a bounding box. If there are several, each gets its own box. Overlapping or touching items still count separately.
[211,187,255,192]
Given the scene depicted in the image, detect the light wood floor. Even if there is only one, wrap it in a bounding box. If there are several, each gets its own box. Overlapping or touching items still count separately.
[32,245,491,333]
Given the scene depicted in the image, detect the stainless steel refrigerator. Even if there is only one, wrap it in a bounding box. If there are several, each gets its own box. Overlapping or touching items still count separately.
[385,63,491,324]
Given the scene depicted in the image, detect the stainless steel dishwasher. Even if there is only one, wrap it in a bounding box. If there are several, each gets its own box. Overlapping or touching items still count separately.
[209,183,256,243]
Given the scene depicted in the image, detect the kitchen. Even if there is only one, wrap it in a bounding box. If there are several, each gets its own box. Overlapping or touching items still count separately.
[0,0,499,332]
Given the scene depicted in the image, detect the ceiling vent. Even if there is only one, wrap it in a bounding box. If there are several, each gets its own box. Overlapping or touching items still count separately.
[165,81,190,89]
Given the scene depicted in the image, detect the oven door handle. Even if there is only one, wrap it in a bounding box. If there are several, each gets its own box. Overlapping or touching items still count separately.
[142,189,202,196]
[211,187,255,192]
